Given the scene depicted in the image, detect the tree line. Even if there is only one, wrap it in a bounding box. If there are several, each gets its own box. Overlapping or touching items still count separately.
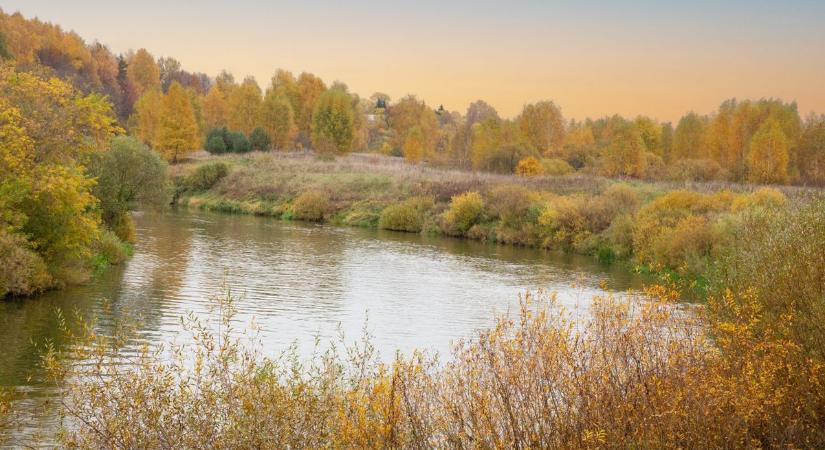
[1,8,824,186]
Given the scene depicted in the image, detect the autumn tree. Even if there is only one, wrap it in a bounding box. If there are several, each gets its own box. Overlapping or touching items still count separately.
[601,122,646,178]
[131,88,163,147]
[228,76,262,135]
[260,90,296,150]
[311,89,354,154]
[798,114,825,185]
[518,101,565,155]
[634,116,663,156]
[449,101,499,169]
[403,126,425,163]
[156,82,198,162]
[672,112,707,160]
[203,84,230,130]
[295,72,327,145]
[388,96,439,158]
[747,118,789,184]
[0,65,119,296]
[126,48,160,99]
[562,124,597,169]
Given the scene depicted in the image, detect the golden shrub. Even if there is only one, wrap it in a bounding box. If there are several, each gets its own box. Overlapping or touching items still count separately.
[515,156,545,177]
[292,190,332,221]
[441,191,484,235]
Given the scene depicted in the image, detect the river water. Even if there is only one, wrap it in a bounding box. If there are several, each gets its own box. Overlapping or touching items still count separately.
[0,209,651,444]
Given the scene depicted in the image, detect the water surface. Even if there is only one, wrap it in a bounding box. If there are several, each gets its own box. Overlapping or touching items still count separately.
[0,209,650,443]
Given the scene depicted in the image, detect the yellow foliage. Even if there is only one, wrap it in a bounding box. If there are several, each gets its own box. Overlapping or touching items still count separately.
[156,82,199,162]
[515,156,544,176]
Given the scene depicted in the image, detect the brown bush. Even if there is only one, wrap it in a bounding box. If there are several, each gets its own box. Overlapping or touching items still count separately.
[292,191,332,221]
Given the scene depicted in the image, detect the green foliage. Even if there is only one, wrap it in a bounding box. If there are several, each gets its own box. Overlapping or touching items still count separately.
[378,197,434,233]
[311,89,354,154]
[442,192,484,235]
[249,127,271,151]
[541,158,574,176]
[229,131,251,153]
[292,191,332,221]
[205,129,228,154]
[88,136,169,241]
[187,162,229,191]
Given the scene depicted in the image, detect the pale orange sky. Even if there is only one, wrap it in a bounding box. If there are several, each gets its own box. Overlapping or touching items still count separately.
[4,0,825,122]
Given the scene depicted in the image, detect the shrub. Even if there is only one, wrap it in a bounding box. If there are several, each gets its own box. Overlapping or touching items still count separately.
[205,128,229,154]
[187,162,229,192]
[249,127,271,151]
[486,185,538,229]
[731,187,787,212]
[228,131,251,153]
[0,229,51,297]
[378,197,433,232]
[633,190,735,273]
[515,156,545,176]
[666,158,725,181]
[603,213,636,258]
[651,215,714,273]
[292,191,332,221]
[88,136,169,238]
[95,230,129,266]
[441,192,484,235]
[540,157,574,176]
[205,134,227,154]
[602,183,640,214]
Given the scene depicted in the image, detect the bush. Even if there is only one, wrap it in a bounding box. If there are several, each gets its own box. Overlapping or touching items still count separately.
[731,187,787,212]
[205,135,227,154]
[0,229,51,297]
[292,191,332,221]
[187,162,229,192]
[515,156,545,177]
[88,136,169,237]
[441,192,484,235]
[378,197,433,232]
[228,131,251,153]
[486,185,538,229]
[633,190,735,274]
[95,230,129,266]
[540,157,574,176]
[667,158,725,181]
[249,128,271,151]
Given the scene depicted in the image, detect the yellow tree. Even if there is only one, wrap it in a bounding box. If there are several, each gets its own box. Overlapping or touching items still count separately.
[260,90,296,150]
[601,122,646,178]
[634,116,663,156]
[156,82,198,163]
[228,76,262,135]
[672,112,707,160]
[126,48,160,98]
[311,89,354,154]
[518,101,565,155]
[202,85,229,130]
[131,88,163,147]
[403,126,425,163]
[747,118,789,184]
[388,96,439,157]
[295,72,327,144]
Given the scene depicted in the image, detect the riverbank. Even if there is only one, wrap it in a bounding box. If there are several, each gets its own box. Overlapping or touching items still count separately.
[172,151,816,291]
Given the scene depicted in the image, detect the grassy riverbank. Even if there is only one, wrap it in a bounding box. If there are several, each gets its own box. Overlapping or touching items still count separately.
[173,151,819,291]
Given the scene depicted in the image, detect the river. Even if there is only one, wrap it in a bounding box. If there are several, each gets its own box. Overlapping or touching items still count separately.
[0,209,651,444]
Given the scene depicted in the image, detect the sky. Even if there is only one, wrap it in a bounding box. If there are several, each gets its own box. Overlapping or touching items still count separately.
[3,0,825,122]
